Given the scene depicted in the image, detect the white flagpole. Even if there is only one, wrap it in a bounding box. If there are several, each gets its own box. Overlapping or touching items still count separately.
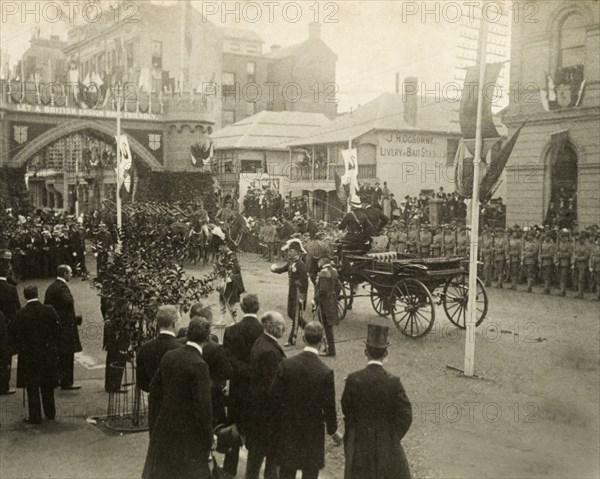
[464,3,489,377]
[116,83,122,230]
[347,107,353,213]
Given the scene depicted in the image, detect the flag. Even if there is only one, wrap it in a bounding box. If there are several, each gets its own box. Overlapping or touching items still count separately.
[547,75,556,102]
[479,121,526,202]
[138,67,152,92]
[334,171,348,202]
[184,0,193,57]
[459,62,503,140]
[191,138,214,167]
[575,78,586,107]
[341,148,359,198]
[115,135,133,193]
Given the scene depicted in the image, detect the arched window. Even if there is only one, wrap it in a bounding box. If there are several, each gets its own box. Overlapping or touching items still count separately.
[558,12,586,69]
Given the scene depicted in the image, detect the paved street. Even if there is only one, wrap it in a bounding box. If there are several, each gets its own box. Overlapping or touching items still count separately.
[1,254,599,478]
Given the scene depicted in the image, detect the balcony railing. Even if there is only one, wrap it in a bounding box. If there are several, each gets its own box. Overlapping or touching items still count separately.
[289,164,377,182]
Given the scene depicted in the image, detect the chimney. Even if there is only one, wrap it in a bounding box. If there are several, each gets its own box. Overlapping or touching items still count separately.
[270,44,281,52]
[308,22,321,40]
[402,76,418,127]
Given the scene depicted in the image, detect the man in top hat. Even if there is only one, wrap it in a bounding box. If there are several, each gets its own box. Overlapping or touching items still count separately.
[341,324,412,479]
[338,197,374,255]
[539,233,556,294]
[493,226,507,288]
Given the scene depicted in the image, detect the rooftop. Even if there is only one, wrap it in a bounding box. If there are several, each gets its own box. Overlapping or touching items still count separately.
[288,92,462,147]
[221,27,264,43]
[212,110,331,150]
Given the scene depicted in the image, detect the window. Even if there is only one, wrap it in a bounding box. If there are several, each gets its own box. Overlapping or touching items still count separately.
[222,110,235,127]
[559,13,586,68]
[241,160,262,173]
[151,41,162,69]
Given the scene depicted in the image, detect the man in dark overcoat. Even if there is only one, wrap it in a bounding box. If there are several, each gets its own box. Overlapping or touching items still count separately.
[222,294,263,477]
[341,324,413,479]
[0,264,20,395]
[13,285,61,424]
[43,264,82,390]
[270,321,342,479]
[137,305,182,393]
[315,257,340,356]
[245,311,286,479]
[142,318,213,479]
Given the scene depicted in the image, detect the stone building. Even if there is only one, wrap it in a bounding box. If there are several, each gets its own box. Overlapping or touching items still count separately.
[502,1,600,228]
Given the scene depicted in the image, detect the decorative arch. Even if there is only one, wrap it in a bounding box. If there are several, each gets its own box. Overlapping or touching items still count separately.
[546,3,594,73]
[12,119,164,171]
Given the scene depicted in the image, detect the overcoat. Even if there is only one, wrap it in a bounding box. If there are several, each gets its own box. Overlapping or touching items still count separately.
[136,333,183,392]
[341,364,413,479]
[270,351,338,471]
[223,315,263,431]
[246,334,286,454]
[143,345,213,479]
[44,279,82,354]
[13,301,61,388]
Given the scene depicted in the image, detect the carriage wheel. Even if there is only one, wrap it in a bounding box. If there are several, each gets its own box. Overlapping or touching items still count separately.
[389,278,435,338]
[370,287,391,317]
[337,280,348,321]
[442,273,488,329]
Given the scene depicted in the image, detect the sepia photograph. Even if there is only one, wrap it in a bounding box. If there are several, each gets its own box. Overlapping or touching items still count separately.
[0,1,599,478]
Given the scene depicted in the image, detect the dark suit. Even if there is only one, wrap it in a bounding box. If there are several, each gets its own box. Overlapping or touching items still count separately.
[136,333,182,393]
[44,279,81,388]
[271,350,338,479]
[246,334,286,479]
[222,314,263,476]
[0,278,21,393]
[142,345,212,479]
[13,300,61,422]
[341,363,412,479]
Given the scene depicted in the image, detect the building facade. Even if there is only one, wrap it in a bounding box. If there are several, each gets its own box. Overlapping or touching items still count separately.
[287,86,462,220]
[503,1,600,228]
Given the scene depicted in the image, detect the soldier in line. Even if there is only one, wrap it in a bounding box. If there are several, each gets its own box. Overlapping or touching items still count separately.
[589,235,600,301]
[521,228,539,293]
[493,226,507,288]
[555,229,573,296]
[419,224,432,258]
[406,221,419,255]
[572,233,591,299]
[539,233,557,294]
[456,226,469,257]
[507,228,522,290]
[430,227,443,257]
[442,225,456,256]
[481,227,495,287]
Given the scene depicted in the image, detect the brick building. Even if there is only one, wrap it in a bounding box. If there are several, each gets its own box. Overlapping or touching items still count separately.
[502,1,600,228]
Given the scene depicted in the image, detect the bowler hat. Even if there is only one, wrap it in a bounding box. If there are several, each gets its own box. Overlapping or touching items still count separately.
[365,324,390,349]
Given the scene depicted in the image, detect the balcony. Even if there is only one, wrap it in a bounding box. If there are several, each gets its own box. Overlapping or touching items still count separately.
[289,164,377,182]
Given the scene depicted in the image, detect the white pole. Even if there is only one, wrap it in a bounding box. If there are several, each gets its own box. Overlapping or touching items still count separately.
[347,108,353,213]
[464,4,489,377]
[116,83,122,230]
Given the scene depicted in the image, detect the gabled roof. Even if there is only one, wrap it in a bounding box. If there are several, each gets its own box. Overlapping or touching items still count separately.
[213,111,330,150]
[221,27,264,43]
[287,92,461,147]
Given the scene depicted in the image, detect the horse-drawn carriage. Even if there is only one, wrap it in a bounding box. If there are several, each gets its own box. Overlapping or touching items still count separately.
[332,243,489,338]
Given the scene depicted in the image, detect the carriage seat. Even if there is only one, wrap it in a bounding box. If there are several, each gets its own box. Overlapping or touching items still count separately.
[366,252,398,263]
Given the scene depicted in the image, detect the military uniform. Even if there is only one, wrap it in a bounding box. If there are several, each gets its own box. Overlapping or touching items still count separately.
[493,228,507,288]
[589,239,600,301]
[572,238,591,298]
[397,229,408,254]
[481,230,494,287]
[554,232,573,296]
[507,231,522,290]
[315,262,340,356]
[456,229,469,257]
[407,225,419,255]
[419,227,432,258]
[521,233,539,293]
[431,229,443,257]
[539,236,556,294]
[443,228,456,256]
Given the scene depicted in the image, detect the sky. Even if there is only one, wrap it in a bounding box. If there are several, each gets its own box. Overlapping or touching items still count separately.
[0,0,511,111]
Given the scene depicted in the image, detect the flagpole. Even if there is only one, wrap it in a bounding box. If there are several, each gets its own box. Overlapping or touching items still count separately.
[464,3,489,377]
[347,107,353,213]
[116,83,122,231]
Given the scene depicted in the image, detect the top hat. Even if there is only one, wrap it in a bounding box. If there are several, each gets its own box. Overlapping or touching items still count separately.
[365,324,390,349]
